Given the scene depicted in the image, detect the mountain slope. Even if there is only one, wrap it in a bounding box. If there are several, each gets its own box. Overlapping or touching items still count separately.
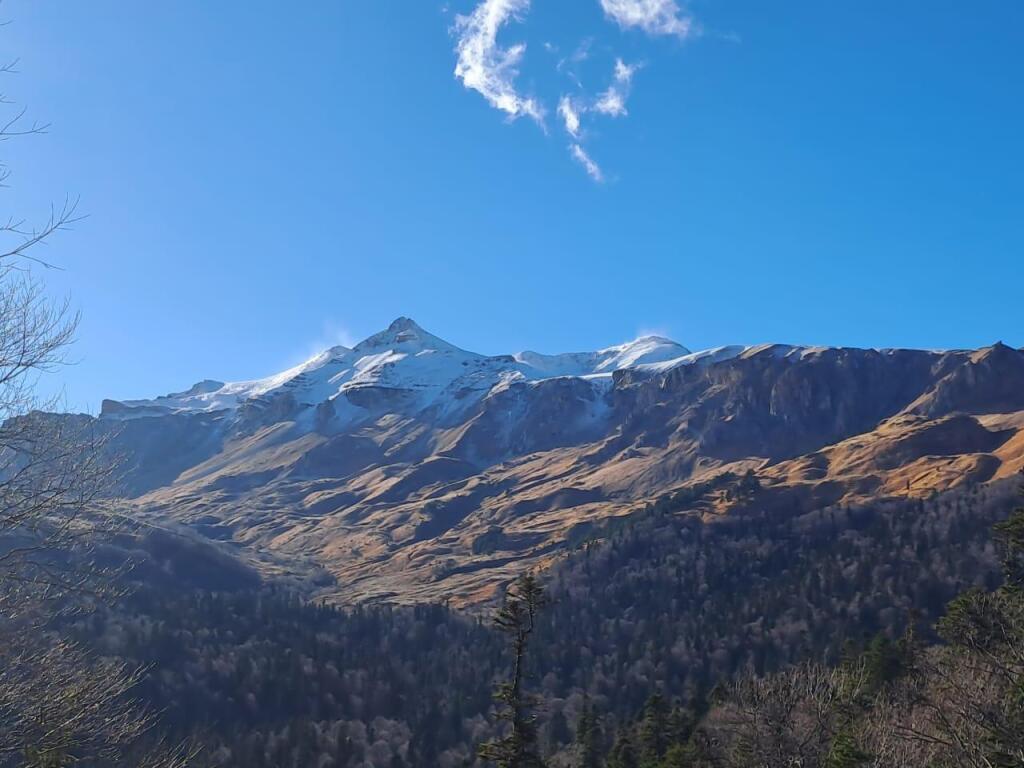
[77,320,1024,605]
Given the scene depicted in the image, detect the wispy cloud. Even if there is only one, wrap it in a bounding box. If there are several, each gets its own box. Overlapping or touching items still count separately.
[454,0,544,123]
[557,95,582,138]
[599,0,695,38]
[555,37,594,81]
[615,57,637,83]
[305,321,357,359]
[594,57,638,117]
[570,143,604,182]
[451,0,698,180]
[277,320,357,376]
[566,37,594,66]
[556,59,639,181]
[319,320,357,351]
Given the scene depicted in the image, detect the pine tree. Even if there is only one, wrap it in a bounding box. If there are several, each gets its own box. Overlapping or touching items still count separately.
[994,472,1024,588]
[823,731,870,768]
[637,693,669,765]
[547,709,571,755]
[478,573,548,768]
[665,706,695,748]
[575,696,602,768]
[659,744,694,768]
[862,633,910,691]
[607,732,638,768]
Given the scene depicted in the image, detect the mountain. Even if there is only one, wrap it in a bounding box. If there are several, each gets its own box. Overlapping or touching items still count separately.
[78,320,1024,605]
[101,318,693,422]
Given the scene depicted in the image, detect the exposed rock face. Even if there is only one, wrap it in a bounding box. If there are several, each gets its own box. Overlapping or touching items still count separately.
[907,342,1024,418]
[72,321,1024,605]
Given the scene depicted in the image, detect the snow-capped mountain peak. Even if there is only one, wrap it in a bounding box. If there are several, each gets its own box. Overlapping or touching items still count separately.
[352,317,468,356]
[102,319,729,422]
[591,335,691,372]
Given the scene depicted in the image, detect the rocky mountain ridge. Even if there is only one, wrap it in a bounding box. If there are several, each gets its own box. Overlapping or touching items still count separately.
[80,320,1024,605]
[101,318,693,422]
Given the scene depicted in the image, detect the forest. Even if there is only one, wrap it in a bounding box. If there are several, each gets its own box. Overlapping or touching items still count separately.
[38,474,1019,767]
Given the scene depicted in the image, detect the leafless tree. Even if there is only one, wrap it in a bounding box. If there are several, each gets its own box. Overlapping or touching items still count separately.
[0,641,197,768]
[703,661,869,768]
[0,29,199,768]
[858,600,1024,768]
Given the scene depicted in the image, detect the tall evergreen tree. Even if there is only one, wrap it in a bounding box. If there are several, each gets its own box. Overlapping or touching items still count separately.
[862,635,903,691]
[478,573,548,768]
[638,693,669,765]
[607,732,638,768]
[665,706,695,751]
[547,709,571,756]
[994,471,1024,588]
[575,696,602,768]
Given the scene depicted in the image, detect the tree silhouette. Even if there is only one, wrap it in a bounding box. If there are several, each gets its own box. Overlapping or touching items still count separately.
[478,573,548,768]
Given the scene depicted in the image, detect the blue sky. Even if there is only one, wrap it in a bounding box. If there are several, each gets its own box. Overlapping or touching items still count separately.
[4,1,1022,410]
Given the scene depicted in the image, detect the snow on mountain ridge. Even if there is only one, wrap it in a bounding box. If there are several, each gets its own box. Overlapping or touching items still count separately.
[592,335,691,372]
[351,316,469,357]
[103,318,735,420]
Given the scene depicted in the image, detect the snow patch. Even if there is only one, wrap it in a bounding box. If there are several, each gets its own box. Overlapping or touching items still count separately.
[102,318,813,423]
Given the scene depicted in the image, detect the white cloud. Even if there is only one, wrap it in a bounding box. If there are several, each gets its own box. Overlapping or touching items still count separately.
[561,37,593,66]
[559,59,639,181]
[599,0,695,38]
[279,320,357,376]
[614,57,637,83]
[593,57,638,117]
[557,96,582,138]
[594,90,626,116]
[570,143,604,182]
[454,0,544,123]
[319,320,357,350]
[451,1,698,180]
